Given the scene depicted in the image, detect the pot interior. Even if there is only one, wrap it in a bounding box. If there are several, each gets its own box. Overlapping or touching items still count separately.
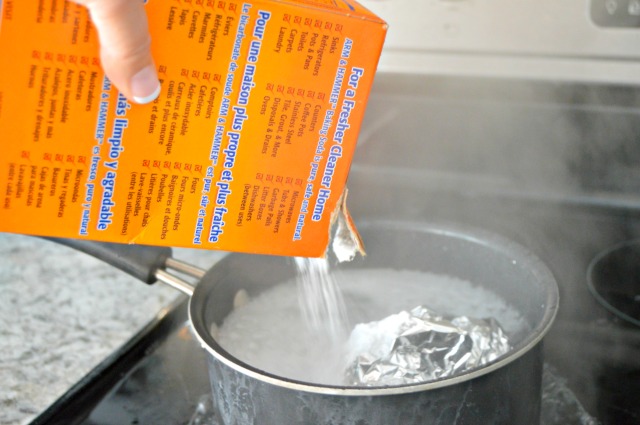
[189,220,559,393]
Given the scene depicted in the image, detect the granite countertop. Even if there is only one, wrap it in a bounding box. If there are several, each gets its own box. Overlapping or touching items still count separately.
[0,233,225,425]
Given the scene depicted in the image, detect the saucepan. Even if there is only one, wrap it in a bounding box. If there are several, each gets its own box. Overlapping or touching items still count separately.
[54,220,559,425]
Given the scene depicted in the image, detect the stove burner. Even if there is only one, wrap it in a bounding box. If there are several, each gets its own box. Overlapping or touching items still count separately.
[587,240,640,327]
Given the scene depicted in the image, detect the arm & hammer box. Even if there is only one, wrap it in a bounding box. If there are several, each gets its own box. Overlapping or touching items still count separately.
[0,0,386,257]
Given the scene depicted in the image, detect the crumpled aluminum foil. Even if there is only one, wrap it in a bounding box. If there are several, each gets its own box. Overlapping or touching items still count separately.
[346,305,511,386]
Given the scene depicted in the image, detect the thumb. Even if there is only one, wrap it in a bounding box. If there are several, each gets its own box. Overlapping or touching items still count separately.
[73,0,161,104]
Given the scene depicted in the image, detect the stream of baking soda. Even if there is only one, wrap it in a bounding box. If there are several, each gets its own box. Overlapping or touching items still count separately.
[294,257,350,344]
[291,210,362,344]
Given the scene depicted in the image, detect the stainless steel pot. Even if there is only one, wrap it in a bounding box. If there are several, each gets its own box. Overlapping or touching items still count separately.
[56,220,559,425]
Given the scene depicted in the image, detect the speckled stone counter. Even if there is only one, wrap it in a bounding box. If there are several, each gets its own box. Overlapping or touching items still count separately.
[0,233,224,425]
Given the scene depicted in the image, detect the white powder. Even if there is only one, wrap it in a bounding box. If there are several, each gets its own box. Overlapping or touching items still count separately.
[216,268,527,386]
[294,257,350,344]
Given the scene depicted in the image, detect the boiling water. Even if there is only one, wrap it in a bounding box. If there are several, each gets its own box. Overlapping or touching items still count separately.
[216,268,528,386]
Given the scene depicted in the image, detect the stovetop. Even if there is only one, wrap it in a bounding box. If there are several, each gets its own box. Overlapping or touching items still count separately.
[29,75,640,424]
[28,186,640,425]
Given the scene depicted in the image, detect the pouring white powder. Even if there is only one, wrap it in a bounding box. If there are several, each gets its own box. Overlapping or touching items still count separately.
[294,257,350,344]
[216,267,527,386]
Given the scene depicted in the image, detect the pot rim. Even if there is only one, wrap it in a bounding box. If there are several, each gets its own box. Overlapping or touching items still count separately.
[189,220,560,396]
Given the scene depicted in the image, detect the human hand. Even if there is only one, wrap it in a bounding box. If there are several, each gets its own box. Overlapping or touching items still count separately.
[71,0,161,104]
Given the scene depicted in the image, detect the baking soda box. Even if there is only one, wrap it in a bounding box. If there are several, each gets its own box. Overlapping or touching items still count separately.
[0,0,386,257]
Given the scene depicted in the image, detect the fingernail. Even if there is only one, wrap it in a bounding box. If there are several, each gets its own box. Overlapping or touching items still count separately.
[131,65,161,104]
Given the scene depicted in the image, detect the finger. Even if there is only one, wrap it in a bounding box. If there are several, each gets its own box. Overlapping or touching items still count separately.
[73,0,160,104]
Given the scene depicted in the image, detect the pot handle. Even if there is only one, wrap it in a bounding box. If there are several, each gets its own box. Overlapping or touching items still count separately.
[48,238,172,285]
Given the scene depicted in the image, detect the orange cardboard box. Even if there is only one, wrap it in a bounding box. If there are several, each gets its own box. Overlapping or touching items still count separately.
[0,0,386,257]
